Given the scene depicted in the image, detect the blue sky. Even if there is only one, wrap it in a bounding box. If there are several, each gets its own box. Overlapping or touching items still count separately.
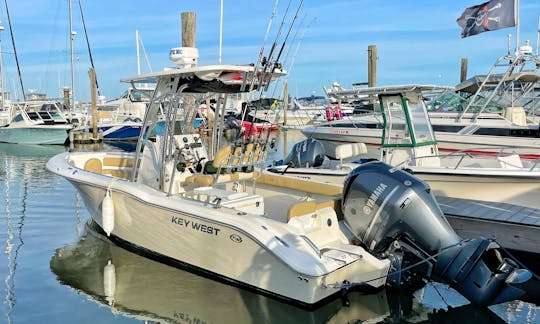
[1,0,539,102]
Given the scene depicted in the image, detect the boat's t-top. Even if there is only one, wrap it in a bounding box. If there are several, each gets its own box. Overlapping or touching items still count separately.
[121,64,285,196]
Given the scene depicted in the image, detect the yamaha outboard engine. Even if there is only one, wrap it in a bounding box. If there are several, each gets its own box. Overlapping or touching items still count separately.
[279,138,326,168]
[342,161,532,306]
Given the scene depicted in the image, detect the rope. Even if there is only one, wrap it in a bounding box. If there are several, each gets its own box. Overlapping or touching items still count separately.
[107,177,118,191]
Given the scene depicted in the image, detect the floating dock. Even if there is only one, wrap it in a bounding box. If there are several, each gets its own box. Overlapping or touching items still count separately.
[437,196,540,254]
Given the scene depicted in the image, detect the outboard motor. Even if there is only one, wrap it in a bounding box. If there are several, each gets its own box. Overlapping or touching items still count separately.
[342,161,532,306]
[279,138,326,168]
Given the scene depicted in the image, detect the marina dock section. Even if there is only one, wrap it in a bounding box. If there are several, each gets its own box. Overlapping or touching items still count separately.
[439,196,540,255]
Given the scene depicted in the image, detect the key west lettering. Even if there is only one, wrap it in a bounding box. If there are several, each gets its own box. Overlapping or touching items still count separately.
[171,216,221,236]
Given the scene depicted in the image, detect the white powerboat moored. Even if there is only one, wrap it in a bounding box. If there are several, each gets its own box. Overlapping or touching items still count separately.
[46,52,533,307]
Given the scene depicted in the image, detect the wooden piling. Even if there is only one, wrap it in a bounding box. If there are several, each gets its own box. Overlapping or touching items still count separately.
[460,58,468,82]
[181,12,196,47]
[89,68,98,140]
[63,88,70,110]
[368,45,377,87]
[283,81,288,126]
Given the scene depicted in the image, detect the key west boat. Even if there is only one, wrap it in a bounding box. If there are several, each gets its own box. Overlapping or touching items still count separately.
[46,58,533,307]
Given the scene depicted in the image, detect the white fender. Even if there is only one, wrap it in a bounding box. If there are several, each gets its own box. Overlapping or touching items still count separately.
[102,189,115,236]
[103,260,116,306]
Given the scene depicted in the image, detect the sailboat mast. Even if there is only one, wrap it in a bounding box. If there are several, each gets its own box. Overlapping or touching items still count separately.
[515,0,520,51]
[4,0,24,101]
[136,30,141,75]
[218,0,223,64]
[0,25,4,109]
[78,0,99,96]
[69,0,75,112]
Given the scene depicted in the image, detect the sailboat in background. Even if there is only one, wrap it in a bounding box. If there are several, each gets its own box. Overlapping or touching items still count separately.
[0,23,9,127]
[0,3,72,145]
[93,30,154,140]
[73,28,155,141]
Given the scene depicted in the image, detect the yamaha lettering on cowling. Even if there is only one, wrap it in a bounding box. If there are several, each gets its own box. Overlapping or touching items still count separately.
[341,161,533,306]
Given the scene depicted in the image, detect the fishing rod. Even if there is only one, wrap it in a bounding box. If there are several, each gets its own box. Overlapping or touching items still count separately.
[251,0,304,137]
[256,0,304,151]
[239,0,280,141]
[241,0,279,92]
[267,13,308,98]
[250,0,293,95]
[281,14,307,73]
[250,0,297,108]
[265,22,307,127]
[244,0,302,146]
[265,0,304,91]
[273,0,303,66]
[240,0,286,142]
[243,0,292,109]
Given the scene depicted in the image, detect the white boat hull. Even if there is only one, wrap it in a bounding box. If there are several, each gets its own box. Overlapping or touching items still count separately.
[47,152,389,305]
[410,169,540,210]
[303,124,540,159]
[0,125,70,144]
[273,161,540,210]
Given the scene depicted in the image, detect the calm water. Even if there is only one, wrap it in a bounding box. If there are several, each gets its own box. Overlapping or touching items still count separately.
[0,131,538,323]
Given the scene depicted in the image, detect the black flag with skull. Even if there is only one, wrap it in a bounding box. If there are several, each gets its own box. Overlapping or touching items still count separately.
[457,0,516,38]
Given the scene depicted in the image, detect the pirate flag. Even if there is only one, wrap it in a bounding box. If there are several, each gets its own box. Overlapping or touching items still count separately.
[457,0,516,38]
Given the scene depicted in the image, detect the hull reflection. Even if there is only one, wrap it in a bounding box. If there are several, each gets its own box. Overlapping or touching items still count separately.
[50,223,505,323]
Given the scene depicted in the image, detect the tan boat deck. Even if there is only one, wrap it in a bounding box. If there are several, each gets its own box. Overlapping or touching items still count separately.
[213,172,343,223]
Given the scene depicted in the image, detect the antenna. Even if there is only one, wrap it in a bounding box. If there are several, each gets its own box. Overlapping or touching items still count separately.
[218,0,223,64]
[536,17,540,56]
[507,34,512,56]
[514,0,520,52]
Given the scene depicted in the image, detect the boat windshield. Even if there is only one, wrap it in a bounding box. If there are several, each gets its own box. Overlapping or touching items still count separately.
[427,91,504,114]
[130,89,154,102]
[381,95,409,147]
[406,92,435,145]
[296,95,329,107]
[380,92,436,147]
[117,88,154,102]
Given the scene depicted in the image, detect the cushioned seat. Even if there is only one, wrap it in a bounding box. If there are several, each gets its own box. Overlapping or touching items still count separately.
[84,158,103,173]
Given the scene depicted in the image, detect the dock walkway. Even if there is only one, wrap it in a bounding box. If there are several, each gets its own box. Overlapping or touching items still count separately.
[437,196,540,254]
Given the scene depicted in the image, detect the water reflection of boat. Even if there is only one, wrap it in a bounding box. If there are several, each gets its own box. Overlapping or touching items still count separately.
[1,142,65,323]
[49,226,378,323]
[50,225,506,323]
[0,143,67,158]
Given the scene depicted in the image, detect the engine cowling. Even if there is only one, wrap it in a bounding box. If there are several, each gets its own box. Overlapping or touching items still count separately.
[341,161,531,306]
[281,138,325,168]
